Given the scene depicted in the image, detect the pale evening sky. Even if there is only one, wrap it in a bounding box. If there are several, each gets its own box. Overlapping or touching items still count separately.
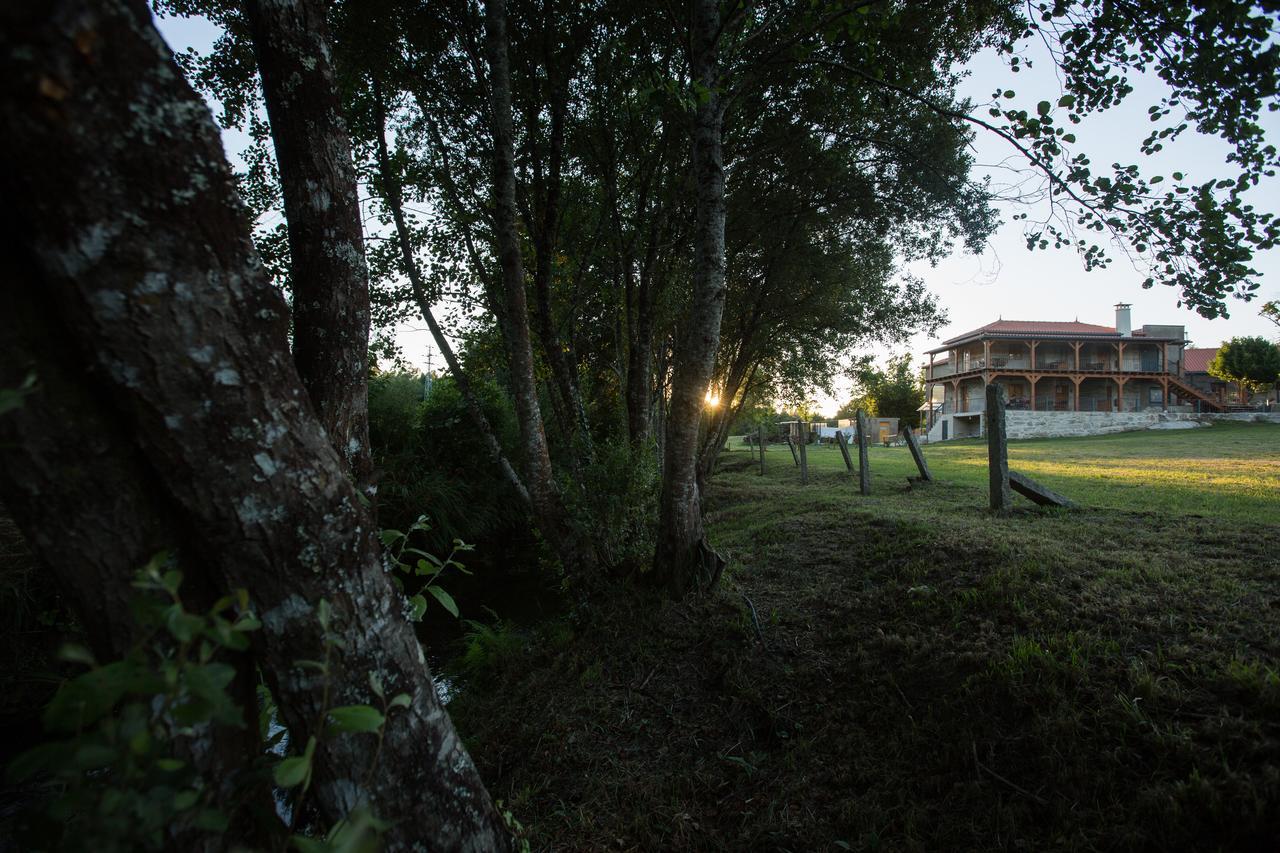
[155,11,1279,418]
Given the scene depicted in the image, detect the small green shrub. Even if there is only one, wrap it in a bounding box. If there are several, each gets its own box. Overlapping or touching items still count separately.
[563,439,659,573]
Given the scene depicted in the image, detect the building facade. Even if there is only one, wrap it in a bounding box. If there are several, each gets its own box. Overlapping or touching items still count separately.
[923,304,1225,441]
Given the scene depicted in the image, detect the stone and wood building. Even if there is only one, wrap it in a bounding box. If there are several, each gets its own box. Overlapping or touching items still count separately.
[923,304,1226,440]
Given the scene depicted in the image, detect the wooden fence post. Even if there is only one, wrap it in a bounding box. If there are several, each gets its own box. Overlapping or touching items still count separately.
[987,383,1012,511]
[785,433,799,466]
[799,421,809,485]
[835,428,854,472]
[758,424,765,476]
[903,426,932,482]
[855,409,871,495]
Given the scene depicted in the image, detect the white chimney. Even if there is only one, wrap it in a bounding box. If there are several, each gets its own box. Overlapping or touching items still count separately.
[1114,303,1132,337]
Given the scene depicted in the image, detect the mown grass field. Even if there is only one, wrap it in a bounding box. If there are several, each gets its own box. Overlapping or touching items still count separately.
[726,420,1280,523]
[451,421,1280,851]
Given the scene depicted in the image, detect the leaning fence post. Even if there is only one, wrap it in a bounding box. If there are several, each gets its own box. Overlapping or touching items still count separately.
[903,426,932,482]
[785,433,799,466]
[758,424,765,476]
[835,428,854,472]
[987,383,1012,512]
[798,421,809,485]
[855,410,871,495]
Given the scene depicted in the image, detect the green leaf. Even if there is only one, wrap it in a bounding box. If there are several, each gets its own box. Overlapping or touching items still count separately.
[1037,100,1051,116]
[5,742,72,782]
[388,693,412,710]
[327,704,385,734]
[274,738,316,789]
[427,586,459,618]
[368,671,384,699]
[193,809,229,832]
[161,570,184,595]
[1057,94,1075,108]
[407,594,428,622]
[57,643,96,666]
[173,790,200,811]
[165,604,204,643]
[379,529,404,547]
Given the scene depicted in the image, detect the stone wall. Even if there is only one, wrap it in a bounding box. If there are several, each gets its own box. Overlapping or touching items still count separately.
[1002,410,1280,440]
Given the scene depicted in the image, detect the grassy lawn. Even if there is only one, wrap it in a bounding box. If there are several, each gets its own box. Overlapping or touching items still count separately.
[450,421,1280,851]
[726,420,1280,523]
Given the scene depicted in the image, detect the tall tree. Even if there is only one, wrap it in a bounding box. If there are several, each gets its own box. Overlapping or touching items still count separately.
[483,0,598,579]
[651,0,730,596]
[0,2,510,847]
[1208,336,1280,403]
[242,0,374,494]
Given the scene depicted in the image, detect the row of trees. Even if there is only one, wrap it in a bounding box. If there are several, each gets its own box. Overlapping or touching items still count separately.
[3,0,1277,846]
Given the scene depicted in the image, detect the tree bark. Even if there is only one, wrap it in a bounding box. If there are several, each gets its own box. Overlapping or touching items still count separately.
[651,0,728,597]
[0,250,264,837]
[483,0,597,579]
[0,4,510,848]
[244,0,373,496]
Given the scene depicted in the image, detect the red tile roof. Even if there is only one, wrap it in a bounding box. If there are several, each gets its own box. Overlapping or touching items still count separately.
[943,319,1116,345]
[1183,347,1219,373]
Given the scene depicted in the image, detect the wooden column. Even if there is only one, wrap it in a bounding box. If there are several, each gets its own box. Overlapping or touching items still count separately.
[986,383,1011,512]
[1161,378,1169,411]
[835,428,855,473]
[1072,376,1082,411]
[1161,342,1168,373]
[1072,341,1081,370]
[855,409,871,495]
[1118,341,1126,371]
[758,424,765,476]
[1116,377,1127,412]
[983,339,991,368]
[1029,375,1037,411]
[903,426,932,482]
[798,421,809,485]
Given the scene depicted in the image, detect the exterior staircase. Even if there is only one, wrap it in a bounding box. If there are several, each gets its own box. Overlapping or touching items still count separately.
[1165,374,1226,413]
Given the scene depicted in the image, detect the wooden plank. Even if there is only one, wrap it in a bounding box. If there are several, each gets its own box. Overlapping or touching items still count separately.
[758,424,765,476]
[902,426,932,482]
[785,434,799,466]
[835,429,854,472]
[798,421,809,484]
[1009,471,1077,508]
[986,383,1011,512]
[855,409,871,495]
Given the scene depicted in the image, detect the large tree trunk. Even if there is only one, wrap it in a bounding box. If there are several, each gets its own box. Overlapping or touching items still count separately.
[483,0,597,579]
[244,0,373,496]
[651,0,728,597]
[0,4,510,849]
[0,251,263,836]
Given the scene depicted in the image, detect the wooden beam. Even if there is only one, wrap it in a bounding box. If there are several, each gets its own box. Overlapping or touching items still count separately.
[835,428,854,472]
[903,426,932,482]
[986,383,1012,512]
[855,409,871,495]
[785,434,799,466]
[758,424,765,476]
[1009,471,1077,508]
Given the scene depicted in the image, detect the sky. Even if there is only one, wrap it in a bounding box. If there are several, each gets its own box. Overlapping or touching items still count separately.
[155,10,1279,418]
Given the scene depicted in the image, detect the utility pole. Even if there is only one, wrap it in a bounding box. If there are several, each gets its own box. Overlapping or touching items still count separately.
[423,346,435,398]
